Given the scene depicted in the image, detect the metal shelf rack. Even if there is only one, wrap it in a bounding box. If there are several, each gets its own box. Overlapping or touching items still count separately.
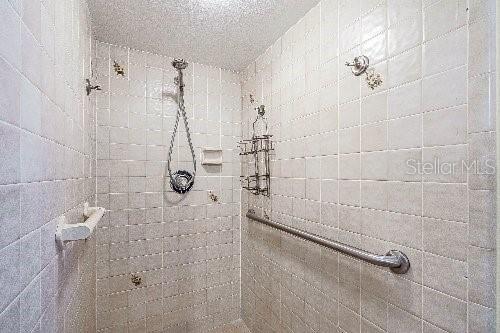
[239,105,274,196]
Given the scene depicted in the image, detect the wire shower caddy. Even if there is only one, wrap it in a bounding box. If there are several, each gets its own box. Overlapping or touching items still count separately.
[239,105,274,196]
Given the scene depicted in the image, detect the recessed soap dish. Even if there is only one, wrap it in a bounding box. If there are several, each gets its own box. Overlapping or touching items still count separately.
[201,148,223,165]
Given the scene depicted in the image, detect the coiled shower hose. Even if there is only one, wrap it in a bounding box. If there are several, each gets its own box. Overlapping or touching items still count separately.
[165,59,197,194]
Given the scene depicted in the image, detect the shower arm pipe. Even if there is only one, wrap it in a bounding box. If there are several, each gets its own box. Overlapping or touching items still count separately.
[246,210,410,274]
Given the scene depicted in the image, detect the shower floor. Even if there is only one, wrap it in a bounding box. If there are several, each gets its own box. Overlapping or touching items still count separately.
[214,320,251,333]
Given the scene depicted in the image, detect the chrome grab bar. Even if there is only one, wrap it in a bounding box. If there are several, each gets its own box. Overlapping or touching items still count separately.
[246,210,410,274]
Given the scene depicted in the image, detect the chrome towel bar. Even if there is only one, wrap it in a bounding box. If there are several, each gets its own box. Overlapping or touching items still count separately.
[246,210,410,274]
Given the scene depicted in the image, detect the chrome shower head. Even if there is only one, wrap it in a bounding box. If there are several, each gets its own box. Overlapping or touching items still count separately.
[172,58,188,70]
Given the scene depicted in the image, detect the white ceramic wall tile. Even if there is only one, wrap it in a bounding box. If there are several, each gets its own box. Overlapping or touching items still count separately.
[422,286,467,332]
[387,0,422,26]
[422,66,467,112]
[0,0,22,69]
[422,217,467,261]
[388,47,422,88]
[361,91,387,124]
[423,105,467,146]
[468,73,495,133]
[423,26,467,76]
[423,0,467,41]
[387,81,422,119]
[388,115,422,150]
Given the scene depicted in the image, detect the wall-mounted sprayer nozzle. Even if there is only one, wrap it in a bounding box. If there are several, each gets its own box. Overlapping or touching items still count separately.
[85,79,101,96]
[345,55,383,90]
[172,58,188,70]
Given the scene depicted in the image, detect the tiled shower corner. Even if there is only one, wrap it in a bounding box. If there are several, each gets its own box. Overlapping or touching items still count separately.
[0,0,496,332]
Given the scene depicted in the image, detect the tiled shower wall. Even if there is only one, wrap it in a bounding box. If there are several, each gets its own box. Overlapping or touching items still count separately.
[0,0,96,332]
[241,0,496,332]
[93,42,242,332]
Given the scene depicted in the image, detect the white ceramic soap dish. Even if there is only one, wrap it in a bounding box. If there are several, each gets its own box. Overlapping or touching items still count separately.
[201,148,223,165]
[55,203,105,242]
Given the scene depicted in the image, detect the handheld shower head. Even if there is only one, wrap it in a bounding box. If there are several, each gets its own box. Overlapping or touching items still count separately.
[165,57,196,195]
[172,58,188,70]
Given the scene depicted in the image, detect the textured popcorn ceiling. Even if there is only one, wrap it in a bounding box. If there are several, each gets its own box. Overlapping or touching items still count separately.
[88,0,320,71]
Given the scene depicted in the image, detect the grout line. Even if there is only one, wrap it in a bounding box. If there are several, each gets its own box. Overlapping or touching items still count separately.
[465,0,471,330]
[420,0,425,330]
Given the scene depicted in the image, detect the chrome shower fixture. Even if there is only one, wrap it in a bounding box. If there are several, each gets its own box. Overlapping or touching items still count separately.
[252,105,267,135]
[345,55,370,76]
[165,58,197,194]
[172,58,188,70]
[255,104,265,117]
[85,79,101,96]
[345,55,383,90]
